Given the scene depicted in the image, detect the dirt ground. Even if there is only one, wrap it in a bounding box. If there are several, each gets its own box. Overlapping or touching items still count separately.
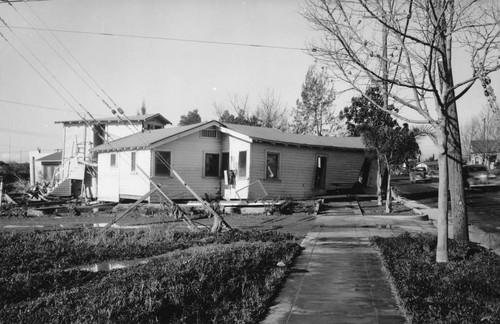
[0,208,320,239]
[357,199,419,215]
[0,198,418,238]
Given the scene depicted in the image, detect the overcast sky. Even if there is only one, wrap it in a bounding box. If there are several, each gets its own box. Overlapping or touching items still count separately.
[0,0,497,162]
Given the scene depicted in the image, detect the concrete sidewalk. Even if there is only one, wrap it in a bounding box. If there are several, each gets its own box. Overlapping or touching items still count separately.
[262,200,436,324]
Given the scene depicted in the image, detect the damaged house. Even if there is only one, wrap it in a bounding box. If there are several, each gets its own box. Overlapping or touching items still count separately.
[48,113,171,198]
[91,120,370,202]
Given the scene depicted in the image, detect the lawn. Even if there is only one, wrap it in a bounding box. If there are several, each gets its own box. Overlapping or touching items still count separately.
[0,228,303,323]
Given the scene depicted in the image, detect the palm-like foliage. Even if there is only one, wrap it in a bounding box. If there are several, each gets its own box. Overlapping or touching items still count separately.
[361,123,421,212]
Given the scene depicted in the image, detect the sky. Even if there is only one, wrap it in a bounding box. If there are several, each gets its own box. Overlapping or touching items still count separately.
[0,0,498,163]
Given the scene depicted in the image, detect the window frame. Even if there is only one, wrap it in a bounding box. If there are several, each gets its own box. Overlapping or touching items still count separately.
[204,152,220,177]
[130,151,137,172]
[201,129,218,138]
[265,151,281,180]
[110,153,117,167]
[238,150,247,178]
[154,151,172,177]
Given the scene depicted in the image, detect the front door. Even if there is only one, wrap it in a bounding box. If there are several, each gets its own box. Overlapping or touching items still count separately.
[314,156,327,190]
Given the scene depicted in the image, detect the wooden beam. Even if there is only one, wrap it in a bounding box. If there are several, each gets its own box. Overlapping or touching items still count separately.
[102,187,158,230]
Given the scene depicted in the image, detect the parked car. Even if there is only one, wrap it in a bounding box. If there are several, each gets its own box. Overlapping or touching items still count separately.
[463,164,498,189]
[409,167,431,183]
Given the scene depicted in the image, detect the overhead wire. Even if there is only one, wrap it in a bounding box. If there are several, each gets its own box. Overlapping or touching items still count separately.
[5,2,180,208]
[4,25,306,52]
[2,2,223,220]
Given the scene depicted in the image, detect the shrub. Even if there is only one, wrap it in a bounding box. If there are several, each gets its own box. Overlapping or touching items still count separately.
[371,233,500,323]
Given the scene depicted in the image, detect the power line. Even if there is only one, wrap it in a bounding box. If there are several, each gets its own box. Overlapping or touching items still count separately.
[0,99,69,112]
[0,99,109,116]
[0,127,59,138]
[3,25,306,51]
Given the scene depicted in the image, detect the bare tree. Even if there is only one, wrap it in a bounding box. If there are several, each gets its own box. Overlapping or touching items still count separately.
[213,94,254,123]
[303,0,500,262]
[214,91,292,130]
[255,88,289,131]
[462,107,500,167]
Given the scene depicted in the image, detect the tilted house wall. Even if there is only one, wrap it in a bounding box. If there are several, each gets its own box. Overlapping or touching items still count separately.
[92,121,368,203]
[248,142,365,200]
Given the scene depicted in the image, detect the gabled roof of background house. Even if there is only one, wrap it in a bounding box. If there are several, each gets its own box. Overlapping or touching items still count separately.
[36,151,62,162]
[91,120,365,153]
[55,113,171,126]
[471,140,500,153]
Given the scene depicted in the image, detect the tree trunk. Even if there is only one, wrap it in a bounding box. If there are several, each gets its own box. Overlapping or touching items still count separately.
[385,167,392,213]
[377,157,383,206]
[441,7,468,242]
[447,101,468,241]
[436,127,449,263]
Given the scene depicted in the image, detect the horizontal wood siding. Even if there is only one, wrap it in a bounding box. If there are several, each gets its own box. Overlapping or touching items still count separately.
[150,130,223,203]
[249,143,365,199]
[97,152,120,202]
[106,124,141,140]
[326,150,365,188]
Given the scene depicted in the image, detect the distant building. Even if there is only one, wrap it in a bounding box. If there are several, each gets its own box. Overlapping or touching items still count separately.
[28,150,62,186]
[468,140,500,170]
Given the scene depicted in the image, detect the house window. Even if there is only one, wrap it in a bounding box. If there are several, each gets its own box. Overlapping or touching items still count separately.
[205,153,220,177]
[110,153,117,167]
[155,151,171,176]
[201,129,217,138]
[266,152,280,179]
[238,151,247,177]
[131,152,136,172]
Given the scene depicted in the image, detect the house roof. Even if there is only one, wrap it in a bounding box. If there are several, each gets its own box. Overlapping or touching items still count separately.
[36,151,62,162]
[91,120,365,153]
[471,140,500,153]
[55,113,171,126]
[91,121,223,152]
[224,123,364,150]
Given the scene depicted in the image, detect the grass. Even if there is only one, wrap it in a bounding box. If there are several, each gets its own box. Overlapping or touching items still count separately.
[371,232,500,324]
[0,228,302,323]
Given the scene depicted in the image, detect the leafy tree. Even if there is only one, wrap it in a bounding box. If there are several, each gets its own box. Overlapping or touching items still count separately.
[303,0,500,262]
[291,65,338,136]
[178,109,202,126]
[340,86,398,204]
[362,123,421,213]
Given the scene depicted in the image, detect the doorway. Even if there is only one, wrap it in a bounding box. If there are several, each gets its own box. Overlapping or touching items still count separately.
[314,156,327,190]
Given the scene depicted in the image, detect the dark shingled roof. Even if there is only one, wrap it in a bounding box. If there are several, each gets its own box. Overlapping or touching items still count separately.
[36,151,62,162]
[224,123,364,150]
[91,120,364,153]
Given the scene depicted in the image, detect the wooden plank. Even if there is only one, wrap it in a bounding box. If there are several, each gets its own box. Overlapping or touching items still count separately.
[102,187,158,230]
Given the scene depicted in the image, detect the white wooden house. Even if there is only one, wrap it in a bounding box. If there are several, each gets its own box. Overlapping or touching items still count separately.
[28,150,62,186]
[50,113,170,198]
[91,120,369,202]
